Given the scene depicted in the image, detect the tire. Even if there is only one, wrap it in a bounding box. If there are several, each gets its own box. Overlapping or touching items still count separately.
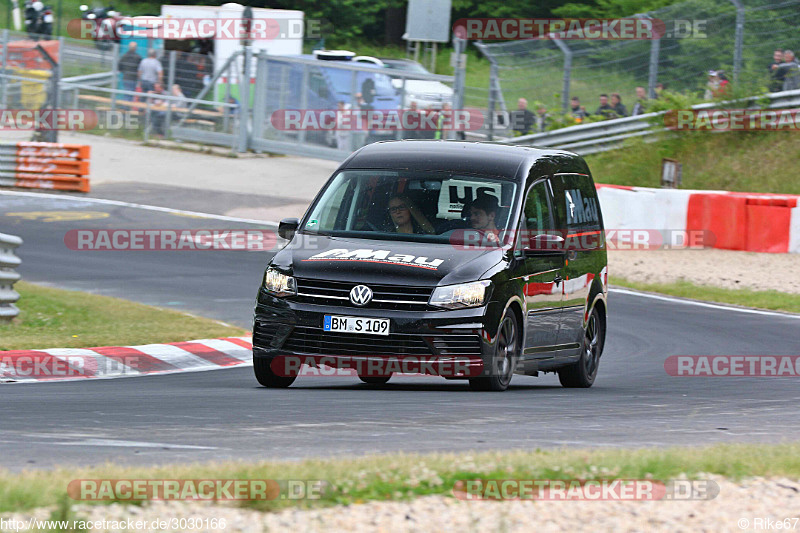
[358,374,392,385]
[558,306,604,388]
[469,308,520,392]
[254,357,296,388]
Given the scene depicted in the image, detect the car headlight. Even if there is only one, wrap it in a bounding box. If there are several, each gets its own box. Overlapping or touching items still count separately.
[429,280,490,309]
[263,268,296,297]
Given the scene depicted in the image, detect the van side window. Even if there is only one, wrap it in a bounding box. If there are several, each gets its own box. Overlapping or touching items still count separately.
[515,181,553,254]
[550,174,601,231]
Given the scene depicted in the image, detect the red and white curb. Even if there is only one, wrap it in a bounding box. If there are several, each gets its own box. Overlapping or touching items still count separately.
[0,337,253,383]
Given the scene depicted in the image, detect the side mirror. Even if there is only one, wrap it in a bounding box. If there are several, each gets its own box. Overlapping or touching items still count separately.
[278,217,300,240]
[523,233,566,257]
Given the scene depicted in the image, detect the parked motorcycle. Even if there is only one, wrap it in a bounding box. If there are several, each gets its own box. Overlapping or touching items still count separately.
[79,4,121,51]
[24,1,53,40]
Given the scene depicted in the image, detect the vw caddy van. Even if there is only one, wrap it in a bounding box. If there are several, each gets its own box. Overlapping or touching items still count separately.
[253,141,608,391]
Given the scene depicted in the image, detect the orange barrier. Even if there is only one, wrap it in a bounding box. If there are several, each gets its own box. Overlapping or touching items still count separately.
[0,142,90,193]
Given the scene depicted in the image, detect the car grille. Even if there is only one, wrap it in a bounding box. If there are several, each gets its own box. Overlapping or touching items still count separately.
[293,278,434,311]
[283,326,433,356]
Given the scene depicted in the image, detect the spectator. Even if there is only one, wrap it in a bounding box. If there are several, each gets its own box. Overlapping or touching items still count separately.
[611,93,628,117]
[145,82,168,137]
[535,104,549,132]
[510,97,535,136]
[352,92,369,148]
[704,70,729,100]
[569,96,588,121]
[118,42,141,100]
[632,86,648,116]
[594,94,615,119]
[404,101,422,140]
[769,49,785,92]
[175,52,199,98]
[170,84,187,106]
[138,49,163,93]
[654,83,664,98]
[418,105,438,140]
[773,50,800,91]
[434,102,451,140]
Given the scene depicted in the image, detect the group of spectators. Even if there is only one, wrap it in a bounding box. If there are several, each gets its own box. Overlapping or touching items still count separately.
[769,49,800,92]
[510,85,663,136]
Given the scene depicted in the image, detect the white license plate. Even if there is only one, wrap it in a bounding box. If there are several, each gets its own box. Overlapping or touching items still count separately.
[323,315,390,336]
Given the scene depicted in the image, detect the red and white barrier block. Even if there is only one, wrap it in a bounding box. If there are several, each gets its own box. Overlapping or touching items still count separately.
[596,184,800,254]
[0,336,252,383]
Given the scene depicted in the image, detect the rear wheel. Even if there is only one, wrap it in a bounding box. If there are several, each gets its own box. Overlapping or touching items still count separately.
[359,374,392,385]
[469,309,519,392]
[254,357,296,388]
[558,307,604,388]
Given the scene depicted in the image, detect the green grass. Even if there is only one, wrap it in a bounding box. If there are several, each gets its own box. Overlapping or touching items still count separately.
[2,443,800,513]
[612,277,800,314]
[0,282,246,351]
[587,131,800,194]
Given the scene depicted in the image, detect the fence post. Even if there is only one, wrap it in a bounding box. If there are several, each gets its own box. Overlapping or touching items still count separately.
[552,36,572,114]
[298,62,309,145]
[110,42,119,112]
[487,62,498,141]
[1,30,8,109]
[165,50,176,138]
[451,36,467,140]
[251,52,267,145]
[729,0,745,84]
[237,46,251,153]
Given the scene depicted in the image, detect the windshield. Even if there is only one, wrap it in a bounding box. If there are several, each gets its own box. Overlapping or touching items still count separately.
[303,170,519,245]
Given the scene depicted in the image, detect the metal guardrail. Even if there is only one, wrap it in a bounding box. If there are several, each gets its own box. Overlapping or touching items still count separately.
[506,89,800,155]
[0,233,22,321]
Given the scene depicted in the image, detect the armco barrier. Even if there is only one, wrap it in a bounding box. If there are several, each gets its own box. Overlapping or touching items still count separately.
[0,142,90,192]
[0,233,22,321]
[596,184,800,254]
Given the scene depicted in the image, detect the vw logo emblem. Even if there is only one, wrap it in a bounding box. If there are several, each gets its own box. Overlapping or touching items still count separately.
[349,285,373,306]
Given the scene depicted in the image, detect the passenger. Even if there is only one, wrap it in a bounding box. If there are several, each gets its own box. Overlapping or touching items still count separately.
[387,195,435,234]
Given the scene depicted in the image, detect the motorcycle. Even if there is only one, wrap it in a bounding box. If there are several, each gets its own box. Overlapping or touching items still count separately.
[79,4,121,51]
[24,1,53,40]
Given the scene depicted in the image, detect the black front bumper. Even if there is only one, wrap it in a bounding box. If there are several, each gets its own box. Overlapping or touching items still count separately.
[253,289,499,377]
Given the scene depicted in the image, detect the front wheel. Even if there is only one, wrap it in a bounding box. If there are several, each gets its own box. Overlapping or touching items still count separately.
[469,308,520,392]
[254,357,296,388]
[558,306,604,388]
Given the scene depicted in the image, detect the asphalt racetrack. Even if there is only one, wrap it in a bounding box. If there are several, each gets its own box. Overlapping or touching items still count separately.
[2,189,800,470]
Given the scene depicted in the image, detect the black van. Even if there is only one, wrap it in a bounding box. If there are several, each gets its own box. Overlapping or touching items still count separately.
[253,141,608,391]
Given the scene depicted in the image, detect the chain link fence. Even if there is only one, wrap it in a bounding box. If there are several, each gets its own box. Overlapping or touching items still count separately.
[474,0,800,136]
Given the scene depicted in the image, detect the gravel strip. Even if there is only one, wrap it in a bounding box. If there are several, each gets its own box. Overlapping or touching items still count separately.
[2,476,799,532]
[608,249,800,294]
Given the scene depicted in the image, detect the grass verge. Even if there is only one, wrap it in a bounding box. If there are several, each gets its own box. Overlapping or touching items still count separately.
[611,277,800,314]
[0,282,247,351]
[2,443,800,514]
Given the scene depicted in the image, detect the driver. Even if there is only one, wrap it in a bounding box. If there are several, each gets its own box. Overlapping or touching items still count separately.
[387,195,435,235]
[467,193,501,244]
